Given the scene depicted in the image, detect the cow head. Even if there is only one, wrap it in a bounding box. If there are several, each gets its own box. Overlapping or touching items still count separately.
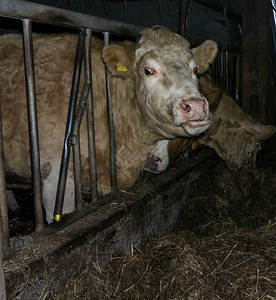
[145,71,275,173]
[196,74,276,169]
[103,27,218,139]
[199,118,275,169]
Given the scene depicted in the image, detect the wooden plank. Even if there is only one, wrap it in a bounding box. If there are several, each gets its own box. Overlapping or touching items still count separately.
[193,0,241,21]
[242,0,257,114]
[242,0,270,121]
[255,0,270,121]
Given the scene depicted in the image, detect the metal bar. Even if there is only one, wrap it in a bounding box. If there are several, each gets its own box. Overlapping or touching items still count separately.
[84,29,98,203]
[0,98,10,248]
[72,83,91,211]
[22,19,44,231]
[0,0,143,37]
[54,30,85,222]
[104,32,117,191]
[216,51,220,86]
[235,54,241,101]
[225,50,229,93]
[213,59,217,85]
[220,50,224,87]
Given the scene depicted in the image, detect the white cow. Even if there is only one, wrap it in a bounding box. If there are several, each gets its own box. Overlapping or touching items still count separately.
[145,73,275,173]
[0,27,217,222]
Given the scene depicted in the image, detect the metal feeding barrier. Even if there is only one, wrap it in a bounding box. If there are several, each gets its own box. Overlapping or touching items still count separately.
[210,47,242,103]
[0,0,242,252]
[0,0,143,249]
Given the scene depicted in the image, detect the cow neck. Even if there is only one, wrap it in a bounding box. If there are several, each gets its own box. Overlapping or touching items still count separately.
[133,114,161,150]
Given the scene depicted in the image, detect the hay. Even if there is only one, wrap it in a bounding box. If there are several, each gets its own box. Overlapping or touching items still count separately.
[47,160,276,299]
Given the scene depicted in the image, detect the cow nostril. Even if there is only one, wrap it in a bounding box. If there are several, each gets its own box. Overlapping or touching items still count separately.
[182,103,191,113]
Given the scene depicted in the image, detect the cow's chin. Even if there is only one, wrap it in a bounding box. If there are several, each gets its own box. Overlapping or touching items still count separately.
[181,120,212,136]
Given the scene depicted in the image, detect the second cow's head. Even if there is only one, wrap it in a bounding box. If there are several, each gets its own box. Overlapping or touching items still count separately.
[103,26,218,139]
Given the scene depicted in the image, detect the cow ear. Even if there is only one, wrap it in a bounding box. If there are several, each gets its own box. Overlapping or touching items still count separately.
[102,44,135,79]
[246,123,275,140]
[192,40,218,74]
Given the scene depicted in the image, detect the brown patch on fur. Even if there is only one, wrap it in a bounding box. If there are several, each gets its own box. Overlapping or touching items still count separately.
[167,138,194,162]
[41,162,52,180]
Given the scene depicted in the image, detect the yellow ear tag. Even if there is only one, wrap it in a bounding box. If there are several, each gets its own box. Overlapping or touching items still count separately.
[116,62,128,72]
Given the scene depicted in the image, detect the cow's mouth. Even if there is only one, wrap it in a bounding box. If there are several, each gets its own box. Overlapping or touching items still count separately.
[182,119,212,128]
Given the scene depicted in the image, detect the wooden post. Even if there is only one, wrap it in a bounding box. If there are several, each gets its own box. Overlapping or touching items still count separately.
[242,0,271,122]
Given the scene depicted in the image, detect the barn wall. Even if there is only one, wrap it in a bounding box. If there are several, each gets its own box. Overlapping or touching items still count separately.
[242,0,275,124]
[24,0,239,48]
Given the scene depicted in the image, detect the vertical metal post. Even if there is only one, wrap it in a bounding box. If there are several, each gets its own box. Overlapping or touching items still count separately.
[54,30,85,222]
[84,29,98,202]
[0,101,10,248]
[225,50,229,93]
[103,32,117,192]
[215,51,220,86]
[218,51,222,86]
[220,50,224,87]
[235,54,241,101]
[22,19,44,231]
[72,83,91,210]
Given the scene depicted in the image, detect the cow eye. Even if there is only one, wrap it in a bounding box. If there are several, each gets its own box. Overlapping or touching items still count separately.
[255,142,262,149]
[144,67,156,76]
[192,66,198,75]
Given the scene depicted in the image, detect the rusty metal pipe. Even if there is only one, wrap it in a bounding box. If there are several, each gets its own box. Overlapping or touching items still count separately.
[84,29,98,203]
[104,32,117,192]
[54,30,85,222]
[0,0,143,36]
[22,19,44,231]
[72,83,91,211]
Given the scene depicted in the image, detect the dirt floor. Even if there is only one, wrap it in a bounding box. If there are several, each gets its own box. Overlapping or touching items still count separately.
[41,135,275,300]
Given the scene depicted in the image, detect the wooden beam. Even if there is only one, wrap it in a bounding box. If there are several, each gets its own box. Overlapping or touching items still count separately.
[242,0,270,121]
[179,0,191,38]
[193,0,241,22]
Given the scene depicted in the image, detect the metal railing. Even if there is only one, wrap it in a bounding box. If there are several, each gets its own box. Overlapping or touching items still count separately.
[0,0,243,256]
[210,48,243,103]
[0,0,143,250]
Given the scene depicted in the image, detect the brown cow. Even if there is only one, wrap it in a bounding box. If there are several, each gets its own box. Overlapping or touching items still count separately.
[0,27,217,222]
[145,73,275,173]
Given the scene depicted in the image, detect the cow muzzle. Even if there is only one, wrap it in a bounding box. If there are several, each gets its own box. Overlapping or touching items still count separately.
[174,97,211,129]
